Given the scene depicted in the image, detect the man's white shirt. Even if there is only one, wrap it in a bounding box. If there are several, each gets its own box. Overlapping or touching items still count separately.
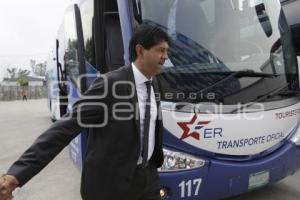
[132,63,157,164]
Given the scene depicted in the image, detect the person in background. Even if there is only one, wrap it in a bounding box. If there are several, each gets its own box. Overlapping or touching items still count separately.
[21,90,27,101]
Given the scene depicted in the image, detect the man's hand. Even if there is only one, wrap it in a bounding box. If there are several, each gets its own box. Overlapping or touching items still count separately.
[0,174,19,200]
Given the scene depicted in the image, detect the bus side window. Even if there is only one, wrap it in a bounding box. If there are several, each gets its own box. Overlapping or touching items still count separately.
[63,6,81,88]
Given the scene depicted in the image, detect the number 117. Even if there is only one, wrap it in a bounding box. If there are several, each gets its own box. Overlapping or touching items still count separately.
[178,178,202,198]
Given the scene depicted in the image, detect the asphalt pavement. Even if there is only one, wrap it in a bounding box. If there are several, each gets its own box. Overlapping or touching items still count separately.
[0,99,81,200]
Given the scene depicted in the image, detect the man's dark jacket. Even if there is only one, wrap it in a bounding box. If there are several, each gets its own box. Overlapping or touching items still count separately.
[7,65,164,200]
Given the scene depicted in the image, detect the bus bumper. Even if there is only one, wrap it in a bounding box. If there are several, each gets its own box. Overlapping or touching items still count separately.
[159,142,300,200]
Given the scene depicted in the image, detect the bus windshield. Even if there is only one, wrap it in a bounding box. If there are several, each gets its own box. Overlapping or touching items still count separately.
[133,0,298,105]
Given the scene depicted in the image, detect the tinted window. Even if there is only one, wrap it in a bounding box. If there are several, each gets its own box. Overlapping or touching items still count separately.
[80,0,95,67]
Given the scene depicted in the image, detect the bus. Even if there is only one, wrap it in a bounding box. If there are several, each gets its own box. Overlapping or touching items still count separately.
[46,0,300,199]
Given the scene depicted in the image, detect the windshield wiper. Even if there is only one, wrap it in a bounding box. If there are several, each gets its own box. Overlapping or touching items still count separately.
[230,84,300,113]
[197,69,278,77]
[173,69,278,104]
[195,69,278,96]
[255,84,300,102]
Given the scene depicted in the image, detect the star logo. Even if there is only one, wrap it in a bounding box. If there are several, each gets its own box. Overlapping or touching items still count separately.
[177,114,210,140]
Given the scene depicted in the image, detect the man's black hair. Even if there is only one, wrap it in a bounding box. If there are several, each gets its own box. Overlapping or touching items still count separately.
[129,24,169,62]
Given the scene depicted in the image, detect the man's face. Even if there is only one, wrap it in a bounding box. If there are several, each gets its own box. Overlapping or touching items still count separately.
[137,41,169,78]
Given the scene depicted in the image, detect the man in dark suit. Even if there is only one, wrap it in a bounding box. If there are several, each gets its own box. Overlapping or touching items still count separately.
[0,25,169,200]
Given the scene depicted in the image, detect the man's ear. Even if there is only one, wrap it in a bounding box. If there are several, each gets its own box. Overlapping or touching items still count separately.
[135,44,144,59]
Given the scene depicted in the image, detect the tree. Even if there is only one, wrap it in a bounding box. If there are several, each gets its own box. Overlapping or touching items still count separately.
[4,67,30,86]
[17,69,30,86]
[6,68,17,79]
[17,69,30,78]
[30,59,36,72]
[31,61,47,76]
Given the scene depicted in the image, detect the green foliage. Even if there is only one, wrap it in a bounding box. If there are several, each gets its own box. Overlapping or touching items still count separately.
[17,69,30,86]
[17,79,28,86]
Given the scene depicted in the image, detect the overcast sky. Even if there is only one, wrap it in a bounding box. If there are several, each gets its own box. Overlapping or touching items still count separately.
[0,0,72,81]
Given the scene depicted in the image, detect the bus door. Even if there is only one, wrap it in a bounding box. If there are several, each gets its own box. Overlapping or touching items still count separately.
[66,0,126,169]
[56,4,87,169]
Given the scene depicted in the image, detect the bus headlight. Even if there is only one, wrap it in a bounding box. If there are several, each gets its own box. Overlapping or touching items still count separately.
[158,148,205,172]
[291,124,300,146]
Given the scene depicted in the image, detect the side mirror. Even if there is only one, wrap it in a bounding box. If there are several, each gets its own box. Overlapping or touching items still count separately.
[281,0,300,55]
[56,39,67,94]
[132,0,142,24]
[255,3,273,37]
